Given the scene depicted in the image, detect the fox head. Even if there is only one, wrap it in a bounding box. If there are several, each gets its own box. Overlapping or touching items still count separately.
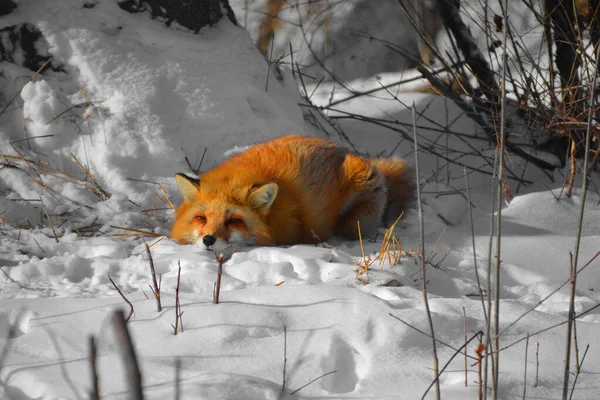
[170,173,278,248]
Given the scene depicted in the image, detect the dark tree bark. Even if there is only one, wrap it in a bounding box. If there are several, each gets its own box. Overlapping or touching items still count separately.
[545,0,582,114]
[0,0,17,16]
[117,0,237,32]
[433,0,501,103]
[0,23,53,72]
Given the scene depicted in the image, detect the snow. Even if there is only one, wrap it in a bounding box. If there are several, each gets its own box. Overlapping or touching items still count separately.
[1,1,600,399]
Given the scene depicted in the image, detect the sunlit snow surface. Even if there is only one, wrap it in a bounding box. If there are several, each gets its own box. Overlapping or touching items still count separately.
[1,1,600,399]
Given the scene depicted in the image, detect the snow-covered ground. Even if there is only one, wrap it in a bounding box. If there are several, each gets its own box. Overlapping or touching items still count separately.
[1,1,600,399]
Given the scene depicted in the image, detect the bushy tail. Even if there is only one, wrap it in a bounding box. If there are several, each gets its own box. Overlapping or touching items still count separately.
[370,158,413,226]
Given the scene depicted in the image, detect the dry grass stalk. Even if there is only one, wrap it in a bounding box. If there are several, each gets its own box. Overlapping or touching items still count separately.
[46,101,95,125]
[155,185,175,209]
[353,220,373,281]
[142,221,154,231]
[108,275,134,322]
[353,215,408,281]
[376,212,405,268]
[147,236,167,249]
[41,203,59,243]
[425,228,445,265]
[70,153,110,200]
[1,151,110,208]
[110,225,163,238]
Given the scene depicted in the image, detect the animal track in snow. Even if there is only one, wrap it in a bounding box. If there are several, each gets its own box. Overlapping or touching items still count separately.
[319,334,366,393]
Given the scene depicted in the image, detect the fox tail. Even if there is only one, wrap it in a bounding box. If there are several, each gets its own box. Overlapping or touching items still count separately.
[370,158,413,226]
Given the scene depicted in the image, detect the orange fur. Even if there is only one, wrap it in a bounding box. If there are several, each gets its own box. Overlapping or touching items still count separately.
[170,135,412,247]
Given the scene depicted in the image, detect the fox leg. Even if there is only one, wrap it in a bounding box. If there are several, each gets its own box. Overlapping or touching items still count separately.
[334,155,387,240]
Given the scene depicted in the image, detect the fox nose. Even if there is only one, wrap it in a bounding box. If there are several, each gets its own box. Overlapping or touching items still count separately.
[202,235,216,247]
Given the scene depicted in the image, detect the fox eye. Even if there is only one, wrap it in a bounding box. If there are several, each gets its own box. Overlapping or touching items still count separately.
[195,215,207,223]
[226,218,242,225]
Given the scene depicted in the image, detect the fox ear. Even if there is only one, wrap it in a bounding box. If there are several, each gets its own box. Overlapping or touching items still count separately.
[249,182,278,211]
[175,173,200,202]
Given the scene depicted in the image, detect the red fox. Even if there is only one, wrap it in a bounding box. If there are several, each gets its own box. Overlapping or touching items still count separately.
[171,135,412,247]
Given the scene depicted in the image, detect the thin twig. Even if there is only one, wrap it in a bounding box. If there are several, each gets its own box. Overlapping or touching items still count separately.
[501,300,600,353]
[421,331,484,400]
[563,250,577,396]
[108,276,134,322]
[389,313,478,361]
[282,325,287,392]
[569,344,590,400]
[535,342,540,387]
[265,33,275,92]
[492,5,510,394]
[9,134,54,144]
[465,167,488,322]
[523,334,529,400]
[0,266,16,283]
[563,39,600,400]
[464,306,468,387]
[499,249,600,338]
[413,103,440,400]
[144,241,162,312]
[573,310,580,374]
[290,370,337,395]
[477,336,484,400]
[213,250,235,304]
[172,261,183,335]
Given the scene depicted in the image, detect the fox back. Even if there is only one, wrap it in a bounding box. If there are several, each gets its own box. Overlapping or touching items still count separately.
[171,135,411,247]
